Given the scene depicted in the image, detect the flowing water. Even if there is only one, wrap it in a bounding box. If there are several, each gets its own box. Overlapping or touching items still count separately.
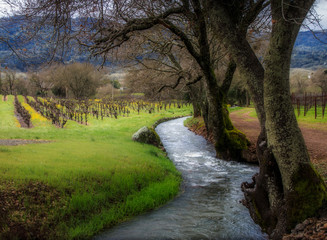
[95,117,267,240]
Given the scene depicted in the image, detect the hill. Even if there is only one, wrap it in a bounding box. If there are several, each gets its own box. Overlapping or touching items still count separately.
[0,16,108,71]
[291,30,327,69]
[0,17,326,71]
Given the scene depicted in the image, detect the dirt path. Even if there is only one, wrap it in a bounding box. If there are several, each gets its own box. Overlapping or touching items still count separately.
[230,109,327,164]
[230,109,327,239]
[0,139,51,146]
[15,110,30,128]
[229,110,260,147]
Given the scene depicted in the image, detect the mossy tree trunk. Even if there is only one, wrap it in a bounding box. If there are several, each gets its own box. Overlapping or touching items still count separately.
[199,57,249,160]
[207,0,327,238]
[192,100,202,117]
[208,59,249,161]
[259,1,327,238]
[173,0,249,161]
[188,82,204,118]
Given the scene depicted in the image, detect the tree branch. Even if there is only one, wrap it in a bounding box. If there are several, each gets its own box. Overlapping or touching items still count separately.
[240,0,270,35]
[91,6,184,55]
[186,75,203,86]
[158,75,184,92]
[221,59,237,93]
[159,19,201,64]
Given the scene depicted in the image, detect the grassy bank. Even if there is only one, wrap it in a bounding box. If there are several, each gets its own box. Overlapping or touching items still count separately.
[245,106,327,126]
[0,95,192,239]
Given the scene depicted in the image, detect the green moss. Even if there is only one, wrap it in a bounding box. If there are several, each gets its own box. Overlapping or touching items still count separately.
[132,126,162,147]
[215,128,249,151]
[185,106,250,160]
[183,117,199,128]
[222,104,234,130]
[149,127,162,147]
[215,128,250,160]
[252,199,267,231]
[287,163,327,229]
[227,129,250,150]
[222,105,250,151]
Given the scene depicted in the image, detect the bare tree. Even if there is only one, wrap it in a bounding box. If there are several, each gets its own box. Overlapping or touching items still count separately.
[61,63,101,99]
[290,68,312,94]
[27,72,51,96]
[85,1,255,161]
[28,62,102,98]
[312,68,327,92]
[2,68,17,95]
[120,27,203,102]
[4,0,327,238]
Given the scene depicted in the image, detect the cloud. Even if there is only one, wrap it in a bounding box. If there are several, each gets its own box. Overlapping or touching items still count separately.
[308,0,327,30]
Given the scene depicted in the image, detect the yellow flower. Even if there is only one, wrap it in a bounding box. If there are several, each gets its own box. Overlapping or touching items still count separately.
[15,118,21,128]
[22,102,47,122]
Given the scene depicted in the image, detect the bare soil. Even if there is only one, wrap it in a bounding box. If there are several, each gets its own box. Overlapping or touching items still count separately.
[0,139,51,146]
[14,110,31,128]
[0,181,65,239]
[230,110,327,177]
[229,109,327,240]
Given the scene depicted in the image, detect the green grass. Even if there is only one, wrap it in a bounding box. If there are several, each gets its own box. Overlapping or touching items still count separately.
[184,116,200,127]
[294,105,327,125]
[0,95,192,239]
[230,106,327,125]
[228,106,244,113]
[0,95,18,129]
[131,93,145,96]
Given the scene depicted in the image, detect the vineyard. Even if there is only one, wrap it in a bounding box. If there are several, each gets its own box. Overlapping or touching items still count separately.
[0,94,191,240]
[10,95,190,129]
[292,92,327,119]
[14,95,31,128]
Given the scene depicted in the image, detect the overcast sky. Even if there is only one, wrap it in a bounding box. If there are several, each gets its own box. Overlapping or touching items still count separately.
[309,0,327,30]
[0,0,327,30]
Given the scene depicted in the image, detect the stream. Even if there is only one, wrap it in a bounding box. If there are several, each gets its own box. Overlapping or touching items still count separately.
[95,117,267,239]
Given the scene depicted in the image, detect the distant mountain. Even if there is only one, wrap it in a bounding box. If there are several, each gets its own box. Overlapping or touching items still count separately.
[291,30,327,69]
[0,16,110,71]
[0,16,326,71]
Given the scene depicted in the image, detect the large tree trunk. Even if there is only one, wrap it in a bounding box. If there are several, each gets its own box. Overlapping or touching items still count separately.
[205,1,266,127]
[207,0,327,238]
[188,83,203,117]
[258,1,327,238]
[203,72,249,161]
[192,100,202,117]
[184,0,249,161]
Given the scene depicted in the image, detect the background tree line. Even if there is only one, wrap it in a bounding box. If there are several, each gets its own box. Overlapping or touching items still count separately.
[2,0,327,239]
[0,63,124,99]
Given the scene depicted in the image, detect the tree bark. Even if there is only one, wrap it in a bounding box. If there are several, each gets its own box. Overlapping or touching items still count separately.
[176,0,250,161]
[261,1,327,238]
[188,83,203,117]
[207,0,327,238]
[191,99,202,117]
